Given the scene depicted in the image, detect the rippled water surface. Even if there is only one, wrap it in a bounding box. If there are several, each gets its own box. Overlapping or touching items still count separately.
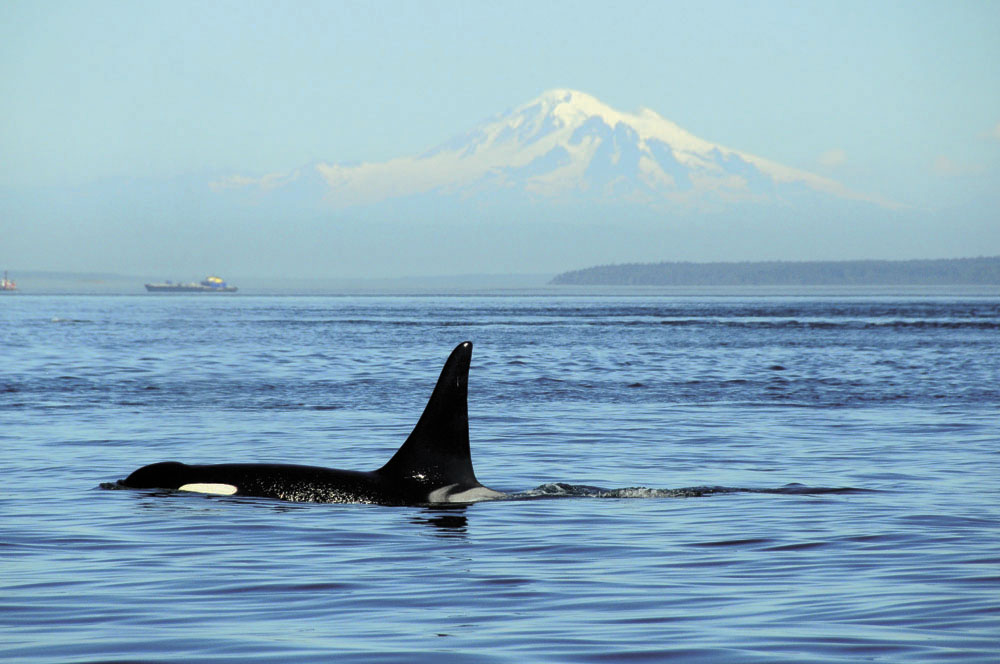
[3,293,999,662]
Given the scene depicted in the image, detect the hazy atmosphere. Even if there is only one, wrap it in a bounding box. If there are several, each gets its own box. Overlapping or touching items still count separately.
[2,0,999,280]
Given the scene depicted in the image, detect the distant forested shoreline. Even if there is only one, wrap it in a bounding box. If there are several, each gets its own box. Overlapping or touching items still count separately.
[551,257,1000,286]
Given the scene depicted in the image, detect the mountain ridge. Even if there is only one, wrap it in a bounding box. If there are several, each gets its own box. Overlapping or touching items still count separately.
[213,89,895,210]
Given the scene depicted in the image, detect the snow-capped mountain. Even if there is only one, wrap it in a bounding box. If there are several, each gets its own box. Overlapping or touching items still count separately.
[215,89,889,211]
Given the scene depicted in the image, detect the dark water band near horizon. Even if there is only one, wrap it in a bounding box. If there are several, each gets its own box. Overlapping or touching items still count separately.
[3,293,999,663]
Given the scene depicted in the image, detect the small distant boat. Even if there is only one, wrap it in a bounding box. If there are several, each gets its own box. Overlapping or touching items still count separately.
[1,271,16,292]
[144,275,238,293]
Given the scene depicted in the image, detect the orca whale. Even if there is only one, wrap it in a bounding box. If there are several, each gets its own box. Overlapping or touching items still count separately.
[120,341,505,505]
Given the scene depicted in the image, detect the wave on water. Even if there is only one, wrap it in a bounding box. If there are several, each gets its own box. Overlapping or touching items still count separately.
[515,482,875,500]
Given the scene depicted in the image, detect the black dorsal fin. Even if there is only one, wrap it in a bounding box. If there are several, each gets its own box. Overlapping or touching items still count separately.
[377,341,480,487]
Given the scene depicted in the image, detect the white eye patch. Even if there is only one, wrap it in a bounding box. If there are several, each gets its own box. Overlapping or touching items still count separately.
[178,483,238,496]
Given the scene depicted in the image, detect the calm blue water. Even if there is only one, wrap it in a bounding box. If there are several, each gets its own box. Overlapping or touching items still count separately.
[3,293,999,662]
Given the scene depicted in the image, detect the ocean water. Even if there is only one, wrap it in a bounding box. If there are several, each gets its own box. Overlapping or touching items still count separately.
[2,293,999,663]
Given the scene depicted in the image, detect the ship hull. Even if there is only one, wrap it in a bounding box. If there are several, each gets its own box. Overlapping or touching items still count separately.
[145,284,238,293]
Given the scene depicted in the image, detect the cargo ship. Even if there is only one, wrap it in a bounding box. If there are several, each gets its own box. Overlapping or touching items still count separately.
[1,271,16,292]
[144,275,238,293]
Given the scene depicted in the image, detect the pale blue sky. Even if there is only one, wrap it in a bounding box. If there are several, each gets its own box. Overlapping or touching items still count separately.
[1,0,998,277]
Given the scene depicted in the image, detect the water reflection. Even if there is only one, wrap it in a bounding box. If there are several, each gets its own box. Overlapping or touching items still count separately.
[410,505,468,537]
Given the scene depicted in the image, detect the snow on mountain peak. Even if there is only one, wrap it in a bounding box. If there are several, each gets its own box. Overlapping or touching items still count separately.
[515,89,714,154]
[528,88,609,119]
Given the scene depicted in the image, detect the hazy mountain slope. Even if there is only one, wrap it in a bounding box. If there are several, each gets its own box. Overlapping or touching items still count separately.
[219,89,893,211]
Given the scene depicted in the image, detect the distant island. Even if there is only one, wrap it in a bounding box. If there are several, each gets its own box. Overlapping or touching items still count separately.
[551,257,1000,286]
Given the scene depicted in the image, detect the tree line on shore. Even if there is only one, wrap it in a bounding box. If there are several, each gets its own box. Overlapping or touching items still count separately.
[550,257,1000,286]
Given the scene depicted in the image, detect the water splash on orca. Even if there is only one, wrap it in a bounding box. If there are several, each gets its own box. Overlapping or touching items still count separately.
[512,483,874,500]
